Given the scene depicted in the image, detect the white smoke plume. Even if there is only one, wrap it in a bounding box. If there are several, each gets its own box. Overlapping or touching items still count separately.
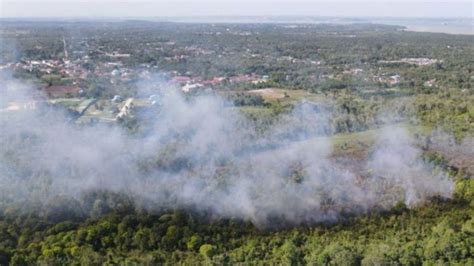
[0,76,454,226]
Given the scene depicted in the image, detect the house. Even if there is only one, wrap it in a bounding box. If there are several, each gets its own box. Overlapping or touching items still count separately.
[424,79,436,88]
[389,74,401,85]
[171,76,192,84]
[202,77,226,86]
[182,83,204,93]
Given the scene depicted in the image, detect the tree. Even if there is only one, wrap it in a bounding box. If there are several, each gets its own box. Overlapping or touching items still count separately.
[187,235,202,251]
[199,244,216,258]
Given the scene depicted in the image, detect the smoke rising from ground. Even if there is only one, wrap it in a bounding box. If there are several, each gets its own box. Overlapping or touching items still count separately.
[0,77,454,226]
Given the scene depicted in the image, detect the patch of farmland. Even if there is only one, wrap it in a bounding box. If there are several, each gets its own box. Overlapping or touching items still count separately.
[246,88,324,103]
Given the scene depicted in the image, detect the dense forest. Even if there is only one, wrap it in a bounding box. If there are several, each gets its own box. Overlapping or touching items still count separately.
[0,175,472,265]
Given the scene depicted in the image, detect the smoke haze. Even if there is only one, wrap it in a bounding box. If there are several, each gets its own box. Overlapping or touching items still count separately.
[0,76,454,226]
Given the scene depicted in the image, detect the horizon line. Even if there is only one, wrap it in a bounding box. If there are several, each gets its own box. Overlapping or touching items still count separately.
[1,15,472,20]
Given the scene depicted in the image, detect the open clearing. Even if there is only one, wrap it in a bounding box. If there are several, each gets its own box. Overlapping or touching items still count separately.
[246,88,325,103]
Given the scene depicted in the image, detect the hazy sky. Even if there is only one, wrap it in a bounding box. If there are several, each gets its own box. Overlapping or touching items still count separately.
[0,0,472,19]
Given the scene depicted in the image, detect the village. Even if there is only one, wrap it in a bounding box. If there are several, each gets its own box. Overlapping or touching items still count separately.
[0,21,449,128]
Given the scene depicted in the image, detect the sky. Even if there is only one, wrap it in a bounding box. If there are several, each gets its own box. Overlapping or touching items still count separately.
[0,0,472,19]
